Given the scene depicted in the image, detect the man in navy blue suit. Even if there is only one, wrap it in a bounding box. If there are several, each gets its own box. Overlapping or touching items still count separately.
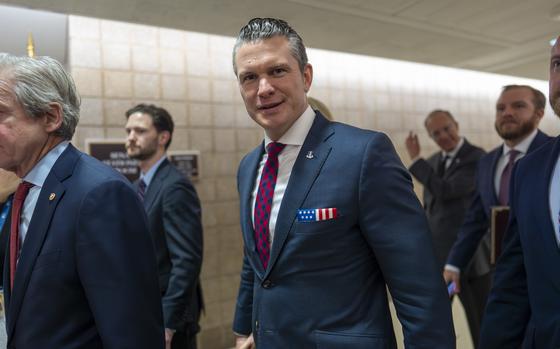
[443,84,551,303]
[0,53,164,348]
[478,36,560,348]
[232,18,455,349]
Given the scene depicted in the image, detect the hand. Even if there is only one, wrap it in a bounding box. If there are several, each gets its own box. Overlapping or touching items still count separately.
[235,333,255,349]
[405,131,421,160]
[165,328,175,349]
[443,269,461,294]
[0,169,20,203]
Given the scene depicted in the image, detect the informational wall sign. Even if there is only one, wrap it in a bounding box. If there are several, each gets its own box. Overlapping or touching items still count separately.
[85,139,139,182]
[168,150,200,181]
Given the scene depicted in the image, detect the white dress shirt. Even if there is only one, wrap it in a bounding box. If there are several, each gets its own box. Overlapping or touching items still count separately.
[20,141,69,244]
[549,152,560,245]
[251,106,315,246]
[493,129,537,197]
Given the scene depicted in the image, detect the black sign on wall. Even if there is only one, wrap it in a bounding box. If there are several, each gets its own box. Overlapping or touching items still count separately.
[168,151,200,181]
[86,139,140,182]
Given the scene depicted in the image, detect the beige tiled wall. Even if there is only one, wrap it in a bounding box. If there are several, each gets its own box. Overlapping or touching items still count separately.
[68,15,558,349]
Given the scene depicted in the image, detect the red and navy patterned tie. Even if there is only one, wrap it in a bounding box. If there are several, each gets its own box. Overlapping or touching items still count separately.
[254,142,285,269]
[10,181,34,290]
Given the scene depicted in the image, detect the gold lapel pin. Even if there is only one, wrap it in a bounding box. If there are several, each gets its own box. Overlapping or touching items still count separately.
[49,193,56,201]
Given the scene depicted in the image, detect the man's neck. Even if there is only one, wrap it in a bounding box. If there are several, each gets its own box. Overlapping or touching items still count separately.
[16,136,64,177]
[503,129,538,148]
[139,151,166,174]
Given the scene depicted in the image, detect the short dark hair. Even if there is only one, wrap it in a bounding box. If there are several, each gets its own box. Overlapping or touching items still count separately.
[424,109,457,128]
[232,17,308,75]
[501,85,546,111]
[125,104,174,149]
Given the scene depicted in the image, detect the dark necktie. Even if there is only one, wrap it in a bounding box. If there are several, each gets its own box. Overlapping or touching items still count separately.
[438,155,449,176]
[254,142,285,269]
[9,181,34,290]
[498,149,520,205]
[138,179,147,202]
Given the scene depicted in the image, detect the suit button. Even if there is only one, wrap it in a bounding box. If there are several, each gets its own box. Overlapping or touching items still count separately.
[262,280,273,289]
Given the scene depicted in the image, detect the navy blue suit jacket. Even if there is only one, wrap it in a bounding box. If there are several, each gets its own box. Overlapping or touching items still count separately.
[480,136,560,348]
[233,113,455,348]
[3,144,164,348]
[446,130,551,272]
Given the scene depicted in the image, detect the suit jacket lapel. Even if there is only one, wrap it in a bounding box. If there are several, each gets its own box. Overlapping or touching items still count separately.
[541,138,560,259]
[143,159,169,212]
[265,113,333,277]
[488,147,503,205]
[444,140,472,177]
[6,145,77,338]
[239,144,266,277]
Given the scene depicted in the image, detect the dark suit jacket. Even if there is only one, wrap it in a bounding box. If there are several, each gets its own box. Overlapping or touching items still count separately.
[136,158,203,333]
[446,130,551,272]
[233,112,455,348]
[480,135,560,348]
[3,144,164,349]
[409,139,486,270]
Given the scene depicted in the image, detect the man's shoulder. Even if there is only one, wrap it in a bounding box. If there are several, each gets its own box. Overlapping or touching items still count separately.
[159,160,194,186]
[65,148,130,189]
[518,135,559,172]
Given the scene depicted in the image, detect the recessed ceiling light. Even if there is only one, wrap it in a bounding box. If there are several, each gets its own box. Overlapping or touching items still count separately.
[550,38,557,46]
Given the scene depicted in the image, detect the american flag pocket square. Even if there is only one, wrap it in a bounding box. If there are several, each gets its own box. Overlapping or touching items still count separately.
[297,208,338,222]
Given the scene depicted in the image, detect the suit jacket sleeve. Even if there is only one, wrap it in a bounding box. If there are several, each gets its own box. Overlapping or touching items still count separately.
[359,133,455,347]
[479,168,529,347]
[233,248,255,335]
[76,180,164,348]
[161,179,203,330]
[445,174,489,270]
[409,157,478,200]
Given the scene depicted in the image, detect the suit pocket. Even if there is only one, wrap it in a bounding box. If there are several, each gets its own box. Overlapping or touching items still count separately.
[315,330,389,349]
[294,215,346,235]
[33,250,61,270]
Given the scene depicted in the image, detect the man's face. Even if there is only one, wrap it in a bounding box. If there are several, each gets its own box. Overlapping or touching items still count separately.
[550,37,560,116]
[425,112,460,152]
[0,75,50,177]
[125,112,161,161]
[235,36,313,141]
[495,87,543,142]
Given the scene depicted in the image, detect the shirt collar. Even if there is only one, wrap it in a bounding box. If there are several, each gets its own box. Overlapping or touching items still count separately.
[442,137,465,159]
[24,141,70,189]
[502,129,538,156]
[263,105,316,151]
[140,155,167,188]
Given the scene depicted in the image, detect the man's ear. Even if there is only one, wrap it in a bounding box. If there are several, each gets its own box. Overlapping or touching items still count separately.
[43,102,63,133]
[158,130,171,148]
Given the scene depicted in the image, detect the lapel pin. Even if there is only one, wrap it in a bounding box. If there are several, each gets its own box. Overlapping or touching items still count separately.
[49,193,56,201]
[306,151,314,159]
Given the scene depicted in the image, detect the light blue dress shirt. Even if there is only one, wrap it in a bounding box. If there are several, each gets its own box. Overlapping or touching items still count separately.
[20,141,69,245]
[139,155,167,189]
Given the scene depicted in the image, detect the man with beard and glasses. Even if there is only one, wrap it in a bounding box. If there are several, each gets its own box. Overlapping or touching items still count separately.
[443,85,552,323]
[125,104,204,349]
[478,36,560,348]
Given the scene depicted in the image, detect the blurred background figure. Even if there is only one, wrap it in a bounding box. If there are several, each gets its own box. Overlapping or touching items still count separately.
[444,85,551,344]
[405,110,486,346]
[479,35,560,349]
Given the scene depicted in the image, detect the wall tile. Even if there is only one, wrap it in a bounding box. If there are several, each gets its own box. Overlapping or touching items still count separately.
[170,127,189,150]
[69,16,100,40]
[161,75,186,100]
[159,28,185,49]
[133,73,160,99]
[186,49,211,77]
[189,103,213,127]
[130,24,158,46]
[102,44,131,70]
[212,79,236,103]
[189,128,213,152]
[104,98,135,125]
[100,20,131,43]
[159,49,185,74]
[187,77,211,102]
[132,45,159,72]
[70,40,101,68]
[212,104,235,128]
[79,98,103,126]
[103,71,133,98]
[72,68,102,97]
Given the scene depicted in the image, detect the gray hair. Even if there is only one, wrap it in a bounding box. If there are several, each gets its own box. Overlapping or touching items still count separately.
[232,18,308,75]
[0,53,80,140]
